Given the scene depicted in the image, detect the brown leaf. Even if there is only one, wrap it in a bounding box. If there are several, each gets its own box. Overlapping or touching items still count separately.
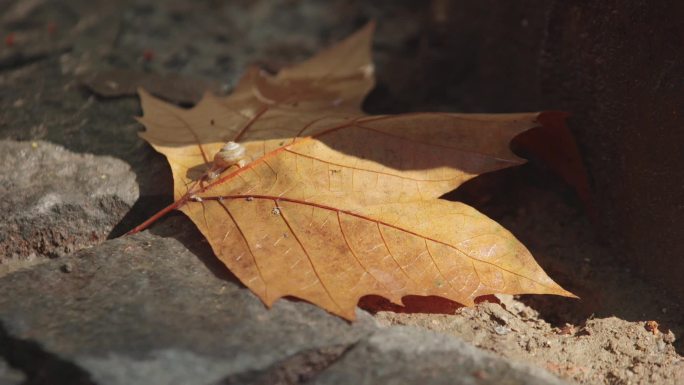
[512,111,595,218]
[131,22,576,320]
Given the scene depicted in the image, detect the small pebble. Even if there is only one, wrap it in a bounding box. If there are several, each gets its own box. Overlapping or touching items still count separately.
[60,263,73,273]
[494,325,510,335]
[645,320,660,335]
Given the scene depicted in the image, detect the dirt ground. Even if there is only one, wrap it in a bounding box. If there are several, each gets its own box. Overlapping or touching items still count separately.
[367,167,684,385]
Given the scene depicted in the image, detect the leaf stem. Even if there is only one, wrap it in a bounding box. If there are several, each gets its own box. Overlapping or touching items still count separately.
[126,197,188,235]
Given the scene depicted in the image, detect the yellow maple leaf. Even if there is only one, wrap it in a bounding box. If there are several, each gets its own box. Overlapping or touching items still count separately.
[131,22,575,320]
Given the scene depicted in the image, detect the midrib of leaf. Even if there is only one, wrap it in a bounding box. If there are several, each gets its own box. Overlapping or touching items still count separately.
[283,148,460,183]
[199,117,366,193]
[201,110,533,201]
[196,194,560,291]
[352,118,521,164]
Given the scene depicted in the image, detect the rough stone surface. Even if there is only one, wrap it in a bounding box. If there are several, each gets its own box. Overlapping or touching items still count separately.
[0,218,568,385]
[313,327,565,385]
[0,140,137,271]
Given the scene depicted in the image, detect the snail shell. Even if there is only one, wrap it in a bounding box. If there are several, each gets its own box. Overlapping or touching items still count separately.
[213,141,247,168]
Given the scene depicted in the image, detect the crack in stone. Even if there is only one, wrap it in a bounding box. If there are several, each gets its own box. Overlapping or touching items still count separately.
[0,322,95,385]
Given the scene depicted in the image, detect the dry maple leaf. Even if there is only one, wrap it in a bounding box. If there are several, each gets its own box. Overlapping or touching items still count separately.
[129,22,576,320]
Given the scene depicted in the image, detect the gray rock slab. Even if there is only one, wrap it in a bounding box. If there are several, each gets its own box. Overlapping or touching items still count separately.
[0,140,138,268]
[312,327,566,385]
[0,218,569,385]
[0,218,376,385]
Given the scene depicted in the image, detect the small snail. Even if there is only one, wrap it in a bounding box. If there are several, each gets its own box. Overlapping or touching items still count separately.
[213,141,248,168]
